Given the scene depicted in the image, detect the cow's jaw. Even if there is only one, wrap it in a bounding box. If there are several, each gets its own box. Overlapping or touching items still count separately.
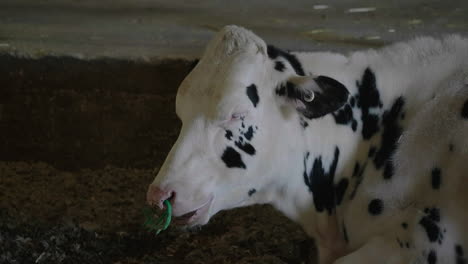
[172,195,214,226]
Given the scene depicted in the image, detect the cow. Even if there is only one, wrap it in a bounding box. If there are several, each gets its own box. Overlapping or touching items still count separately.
[147,25,468,264]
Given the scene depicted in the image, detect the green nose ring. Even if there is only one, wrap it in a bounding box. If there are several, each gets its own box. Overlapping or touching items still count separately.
[143,200,172,235]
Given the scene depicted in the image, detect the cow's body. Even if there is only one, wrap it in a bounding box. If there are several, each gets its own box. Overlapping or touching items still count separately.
[147,26,468,264]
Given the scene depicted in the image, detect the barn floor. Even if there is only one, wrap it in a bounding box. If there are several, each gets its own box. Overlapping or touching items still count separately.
[0,162,312,264]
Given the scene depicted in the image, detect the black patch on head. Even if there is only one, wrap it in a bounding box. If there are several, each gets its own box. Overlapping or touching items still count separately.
[456,245,466,264]
[274,61,285,72]
[349,162,366,200]
[225,130,233,140]
[332,104,358,132]
[419,207,442,243]
[248,188,256,196]
[246,84,259,107]
[243,126,255,141]
[461,99,468,119]
[221,147,246,169]
[235,141,256,155]
[342,221,349,243]
[368,199,384,216]
[373,97,405,179]
[402,222,408,229]
[357,68,382,140]
[303,147,340,215]
[428,250,437,264]
[350,97,356,107]
[431,167,441,190]
[335,178,349,206]
[267,45,305,76]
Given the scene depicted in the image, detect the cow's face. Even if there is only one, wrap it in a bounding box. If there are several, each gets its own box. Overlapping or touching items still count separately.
[147,26,349,227]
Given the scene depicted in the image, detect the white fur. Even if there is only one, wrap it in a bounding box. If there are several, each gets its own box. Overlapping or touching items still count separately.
[151,25,468,264]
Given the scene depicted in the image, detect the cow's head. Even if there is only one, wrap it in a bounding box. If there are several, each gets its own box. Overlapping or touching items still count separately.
[147,25,349,227]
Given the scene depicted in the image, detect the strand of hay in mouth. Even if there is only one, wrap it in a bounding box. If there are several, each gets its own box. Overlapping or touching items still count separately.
[143,200,172,235]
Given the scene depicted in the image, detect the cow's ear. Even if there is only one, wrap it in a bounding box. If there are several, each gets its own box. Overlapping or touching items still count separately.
[276,75,349,119]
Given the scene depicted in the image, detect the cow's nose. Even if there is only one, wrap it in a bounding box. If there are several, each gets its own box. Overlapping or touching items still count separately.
[146,184,175,209]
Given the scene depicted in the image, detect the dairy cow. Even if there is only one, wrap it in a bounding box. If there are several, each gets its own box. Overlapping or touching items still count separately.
[147,25,468,264]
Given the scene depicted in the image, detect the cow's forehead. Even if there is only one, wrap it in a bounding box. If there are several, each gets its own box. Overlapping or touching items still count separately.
[176,26,268,120]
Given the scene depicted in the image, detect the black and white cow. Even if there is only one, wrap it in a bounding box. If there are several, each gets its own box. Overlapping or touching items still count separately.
[147,25,468,264]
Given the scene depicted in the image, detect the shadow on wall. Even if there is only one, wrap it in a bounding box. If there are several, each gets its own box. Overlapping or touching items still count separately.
[0,55,198,170]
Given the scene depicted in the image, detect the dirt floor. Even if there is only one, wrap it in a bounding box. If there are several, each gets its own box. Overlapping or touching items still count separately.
[0,161,313,264]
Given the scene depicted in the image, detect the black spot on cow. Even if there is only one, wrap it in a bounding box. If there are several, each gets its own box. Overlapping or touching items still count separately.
[461,99,468,119]
[335,178,349,206]
[225,130,233,140]
[277,80,348,120]
[350,97,356,107]
[351,120,358,131]
[431,167,442,190]
[332,104,358,132]
[368,146,377,157]
[349,162,367,200]
[246,84,259,107]
[428,250,437,264]
[248,188,256,196]
[405,242,410,248]
[402,222,408,229]
[300,118,309,129]
[221,147,246,169]
[424,207,441,221]
[383,162,394,180]
[456,245,466,264]
[374,97,405,180]
[368,199,384,216]
[356,68,382,140]
[342,221,349,243]
[274,61,285,72]
[275,83,286,96]
[352,162,361,177]
[244,126,255,141]
[303,147,340,215]
[419,207,442,243]
[235,141,256,155]
[267,45,305,76]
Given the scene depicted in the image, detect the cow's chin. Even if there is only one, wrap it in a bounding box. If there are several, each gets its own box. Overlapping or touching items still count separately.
[173,196,213,227]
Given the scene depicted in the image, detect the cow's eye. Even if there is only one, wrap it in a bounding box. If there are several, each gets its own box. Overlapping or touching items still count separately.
[231,113,244,121]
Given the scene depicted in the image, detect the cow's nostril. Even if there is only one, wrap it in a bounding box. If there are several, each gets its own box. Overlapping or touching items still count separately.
[147,185,176,209]
[167,191,176,204]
